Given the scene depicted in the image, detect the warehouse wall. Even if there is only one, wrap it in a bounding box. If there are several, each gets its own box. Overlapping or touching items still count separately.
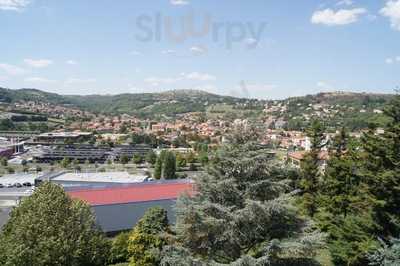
[92,199,176,234]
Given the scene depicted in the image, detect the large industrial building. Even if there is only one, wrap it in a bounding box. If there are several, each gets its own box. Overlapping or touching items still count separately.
[33,131,93,143]
[33,144,152,163]
[67,181,194,234]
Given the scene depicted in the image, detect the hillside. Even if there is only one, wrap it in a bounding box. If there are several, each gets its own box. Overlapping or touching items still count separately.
[0,88,261,118]
[0,88,395,129]
[266,91,394,131]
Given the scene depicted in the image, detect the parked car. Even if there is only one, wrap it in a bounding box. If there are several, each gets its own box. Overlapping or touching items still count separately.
[23,182,32,187]
[0,183,3,188]
[6,183,13,188]
[14,183,22,188]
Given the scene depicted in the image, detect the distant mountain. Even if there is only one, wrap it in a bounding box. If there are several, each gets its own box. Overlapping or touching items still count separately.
[0,88,394,126]
[0,88,259,117]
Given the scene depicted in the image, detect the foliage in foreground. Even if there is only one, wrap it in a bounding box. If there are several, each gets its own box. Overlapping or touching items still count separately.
[299,95,400,265]
[0,182,110,266]
[127,207,170,266]
[161,140,325,265]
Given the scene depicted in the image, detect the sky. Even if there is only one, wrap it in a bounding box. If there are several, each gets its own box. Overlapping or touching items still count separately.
[0,0,399,99]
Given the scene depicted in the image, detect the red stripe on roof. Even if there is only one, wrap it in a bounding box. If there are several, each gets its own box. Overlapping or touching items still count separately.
[67,182,194,206]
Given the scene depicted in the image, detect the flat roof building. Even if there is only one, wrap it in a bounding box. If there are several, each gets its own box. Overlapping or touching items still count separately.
[67,181,194,234]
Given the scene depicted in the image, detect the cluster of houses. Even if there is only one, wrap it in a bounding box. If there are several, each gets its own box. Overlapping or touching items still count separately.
[11,101,95,120]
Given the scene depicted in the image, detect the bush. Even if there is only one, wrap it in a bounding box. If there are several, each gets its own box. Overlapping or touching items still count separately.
[109,232,130,265]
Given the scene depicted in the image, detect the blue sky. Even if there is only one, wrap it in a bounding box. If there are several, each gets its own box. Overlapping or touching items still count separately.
[0,0,399,99]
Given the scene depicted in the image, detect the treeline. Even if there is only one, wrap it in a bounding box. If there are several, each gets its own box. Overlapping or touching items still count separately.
[296,94,400,265]
[10,115,47,122]
[0,119,49,132]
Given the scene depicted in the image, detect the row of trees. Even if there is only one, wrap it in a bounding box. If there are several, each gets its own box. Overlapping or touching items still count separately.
[298,95,400,265]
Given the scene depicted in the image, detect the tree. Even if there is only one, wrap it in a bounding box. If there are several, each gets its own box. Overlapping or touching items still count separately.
[132,154,143,165]
[162,152,176,180]
[120,155,130,165]
[317,127,378,265]
[36,166,42,173]
[6,166,15,174]
[74,165,82,172]
[162,142,325,264]
[109,232,130,265]
[369,238,400,266]
[60,157,71,168]
[0,182,110,266]
[175,153,187,169]
[154,157,162,180]
[128,207,169,266]
[145,151,157,165]
[198,152,209,166]
[186,152,196,164]
[300,120,326,217]
[360,94,400,238]
[0,157,8,166]
[321,127,360,218]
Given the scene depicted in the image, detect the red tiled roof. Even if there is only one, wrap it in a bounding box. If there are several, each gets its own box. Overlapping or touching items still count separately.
[67,182,194,206]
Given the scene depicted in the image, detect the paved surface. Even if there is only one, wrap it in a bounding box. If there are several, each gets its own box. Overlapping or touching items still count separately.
[0,207,11,229]
[52,172,147,183]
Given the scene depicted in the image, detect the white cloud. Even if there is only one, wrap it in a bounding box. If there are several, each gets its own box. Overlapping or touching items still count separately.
[129,51,142,56]
[380,0,400,31]
[24,58,53,68]
[385,56,400,64]
[66,60,78,65]
[311,8,367,26]
[185,72,216,81]
[0,63,26,75]
[386,58,394,64]
[317,81,333,89]
[65,78,96,85]
[25,77,56,83]
[337,0,353,6]
[190,46,207,55]
[170,0,189,5]
[162,49,176,55]
[144,72,216,86]
[0,0,30,11]
[243,38,260,49]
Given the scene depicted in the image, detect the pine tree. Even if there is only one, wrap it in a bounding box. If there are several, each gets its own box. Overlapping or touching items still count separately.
[300,120,326,217]
[317,128,378,265]
[162,142,325,264]
[361,94,400,237]
[322,127,358,217]
[162,152,176,180]
[154,157,162,179]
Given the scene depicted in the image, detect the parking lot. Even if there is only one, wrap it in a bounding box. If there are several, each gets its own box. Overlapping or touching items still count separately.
[0,173,38,188]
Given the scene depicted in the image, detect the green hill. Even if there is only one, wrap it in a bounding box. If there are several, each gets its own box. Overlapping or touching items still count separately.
[0,88,261,118]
